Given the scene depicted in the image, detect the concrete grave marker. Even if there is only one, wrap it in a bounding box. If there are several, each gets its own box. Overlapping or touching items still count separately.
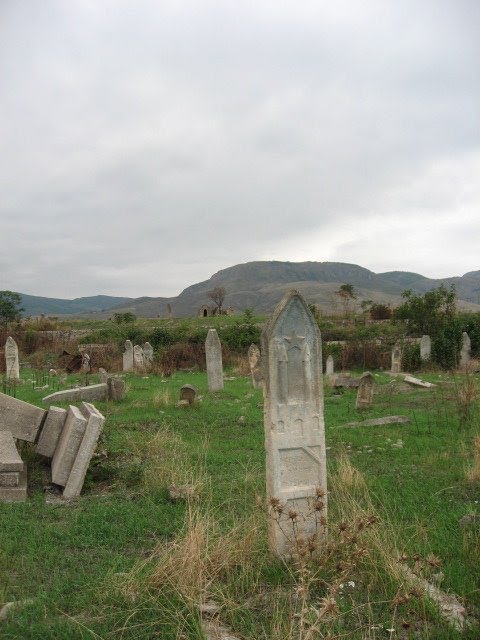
[81,353,91,373]
[180,384,198,405]
[0,392,46,442]
[123,340,134,372]
[420,335,431,362]
[391,343,402,374]
[107,377,126,401]
[51,406,88,486]
[325,355,334,376]
[98,367,108,384]
[5,337,20,380]
[355,372,374,410]
[143,342,154,368]
[460,332,471,369]
[262,290,327,557]
[247,344,263,389]
[43,383,108,405]
[36,406,68,457]
[205,329,224,391]
[133,345,145,372]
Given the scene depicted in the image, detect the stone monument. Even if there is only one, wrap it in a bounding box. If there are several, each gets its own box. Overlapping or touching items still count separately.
[459,332,471,369]
[262,290,327,558]
[123,340,134,372]
[133,345,145,372]
[391,343,402,374]
[81,353,91,373]
[355,372,374,410]
[420,335,431,362]
[143,342,154,368]
[205,329,224,391]
[325,355,334,376]
[5,337,19,380]
[247,344,263,389]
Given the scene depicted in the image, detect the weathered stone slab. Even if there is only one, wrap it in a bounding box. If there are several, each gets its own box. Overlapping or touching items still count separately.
[143,342,154,367]
[81,352,91,372]
[0,392,46,442]
[133,345,145,372]
[98,367,108,384]
[247,344,263,389]
[391,343,402,374]
[355,372,374,410]
[340,415,410,428]
[459,332,471,369]
[107,377,125,401]
[0,431,24,472]
[36,406,68,458]
[180,384,198,405]
[5,336,20,380]
[404,375,436,389]
[123,340,134,372]
[0,470,27,502]
[42,383,108,405]
[51,406,87,487]
[0,472,20,487]
[420,335,431,361]
[63,402,105,498]
[325,355,334,375]
[332,376,360,388]
[205,329,224,391]
[262,290,327,557]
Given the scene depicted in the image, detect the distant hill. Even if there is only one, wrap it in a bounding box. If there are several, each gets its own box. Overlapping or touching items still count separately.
[14,261,480,318]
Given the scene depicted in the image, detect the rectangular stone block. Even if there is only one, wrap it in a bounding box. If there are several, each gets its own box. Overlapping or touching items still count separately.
[0,431,24,472]
[36,406,68,458]
[0,470,27,502]
[0,472,20,487]
[51,406,87,487]
[0,392,46,442]
[42,384,108,406]
[63,402,105,499]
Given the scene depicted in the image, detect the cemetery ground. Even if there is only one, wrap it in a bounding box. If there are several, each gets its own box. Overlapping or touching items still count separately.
[1,367,479,639]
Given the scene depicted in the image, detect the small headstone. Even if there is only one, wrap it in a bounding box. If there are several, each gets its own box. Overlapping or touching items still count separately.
[98,367,108,384]
[123,340,134,372]
[247,344,263,389]
[133,345,145,372]
[262,290,327,558]
[42,383,108,405]
[49,368,58,376]
[205,329,224,391]
[5,337,20,380]
[391,343,402,374]
[420,335,431,361]
[143,342,154,368]
[107,377,126,401]
[81,353,91,373]
[459,332,471,369]
[355,372,374,410]
[180,384,198,405]
[36,406,68,458]
[325,355,334,375]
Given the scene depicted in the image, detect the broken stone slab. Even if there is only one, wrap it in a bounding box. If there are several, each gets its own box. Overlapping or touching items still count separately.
[179,384,198,405]
[63,402,105,499]
[42,383,108,405]
[0,470,27,502]
[339,415,410,428]
[36,406,68,458]
[51,405,88,487]
[0,392,46,442]
[332,376,361,388]
[98,367,108,384]
[404,375,436,388]
[0,431,24,472]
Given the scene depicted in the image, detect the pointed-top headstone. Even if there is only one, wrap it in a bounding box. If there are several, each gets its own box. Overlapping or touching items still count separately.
[459,332,471,369]
[420,335,431,362]
[123,340,134,372]
[5,337,20,380]
[205,329,224,391]
[262,290,327,558]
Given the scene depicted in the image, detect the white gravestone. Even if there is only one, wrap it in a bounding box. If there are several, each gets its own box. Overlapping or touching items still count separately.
[262,290,327,558]
[143,342,154,367]
[325,355,334,375]
[5,337,20,380]
[420,335,431,362]
[123,340,134,372]
[205,329,224,391]
[391,343,402,374]
[459,332,471,369]
[133,345,145,372]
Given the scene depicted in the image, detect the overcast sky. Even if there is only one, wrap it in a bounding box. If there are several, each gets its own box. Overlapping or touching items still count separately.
[1,1,478,298]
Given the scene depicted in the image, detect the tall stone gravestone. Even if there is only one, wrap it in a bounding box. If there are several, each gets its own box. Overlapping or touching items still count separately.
[5,337,20,380]
[355,372,374,410]
[205,329,224,391]
[133,345,145,372]
[391,343,402,374]
[81,353,91,373]
[262,290,327,558]
[123,340,134,372]
[460,332,471,369]
[247,344,263,389]
[420,335,431,362]
[143,342,154,368]
[325,355,334,375]
[167,303,173,320]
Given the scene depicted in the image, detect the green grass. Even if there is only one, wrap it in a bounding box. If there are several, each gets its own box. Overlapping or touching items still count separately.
[0,367,479,638]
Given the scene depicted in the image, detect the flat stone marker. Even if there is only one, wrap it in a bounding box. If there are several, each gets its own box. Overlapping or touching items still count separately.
[0,392,46,442]
[340,415,410,428]
[205,329,224,391]
[325,355,334,375]
[0,471,27,502]
[0,431,24,472]
[391,343,402,374]
[5,337,20,380]
[123,340,134,372]
[404,375,436,388]
[420,335,431,361]
[51,405,87,486]
[107,377,125,401]
[143,342,154,367]
[98,367,108,384]
[262,290,327,557]
[63,402,105,498]
[332,376,360,388]
[36,406,68,458]
[355,372,374,410]
[180,384,198,405]
[460,332,471,369]
[43,383,108,405]
[247,344,263,389]
[133,345,145,372]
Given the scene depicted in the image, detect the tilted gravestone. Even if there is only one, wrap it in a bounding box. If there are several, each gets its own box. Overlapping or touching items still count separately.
[205,329,224,391]
[391,343,402,374]
[107,377,126,401]
[325,355,334,376]
[247,344,263,389]
[420,335,431,362]
[143,342,154,368]
[262,290,327,558]
[180,384,198,405]
[133,345,145,372]
[123,340,134,372]
[5,337,20,380]
[355,372,374,410]
[459,332,471,369]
